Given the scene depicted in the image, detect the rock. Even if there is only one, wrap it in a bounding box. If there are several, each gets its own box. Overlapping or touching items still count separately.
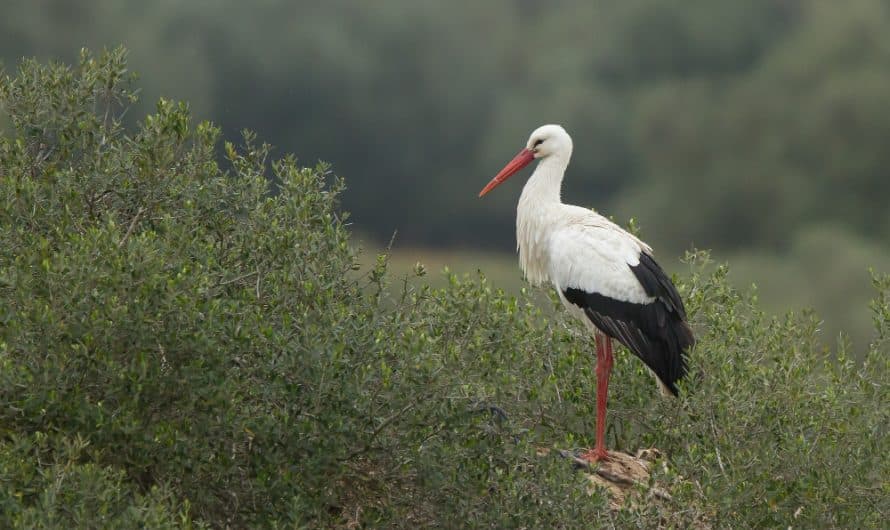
[540,447,673,510]
[581,449,672,509]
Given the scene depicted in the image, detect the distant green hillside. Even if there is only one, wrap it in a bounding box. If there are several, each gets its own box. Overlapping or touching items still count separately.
[3,1,890,253]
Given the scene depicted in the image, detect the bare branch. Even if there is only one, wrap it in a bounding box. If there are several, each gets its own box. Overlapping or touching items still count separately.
[218,270,259,287]
[118,207,146,248]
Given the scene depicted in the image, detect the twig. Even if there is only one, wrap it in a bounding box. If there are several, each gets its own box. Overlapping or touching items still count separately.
[342,402,416,461]
[118,207,146,248]
[557,449,595,471]
[369,402,415,441]
[385,229,398,253]
[714,444,726,475]
[545,355,562,403]
[471,404,509,422]
[711,419,726,474]
[218,270,259,287]
[648,487,673,502]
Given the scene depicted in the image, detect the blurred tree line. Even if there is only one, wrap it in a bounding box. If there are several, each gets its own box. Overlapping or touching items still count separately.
[3,0,890,344]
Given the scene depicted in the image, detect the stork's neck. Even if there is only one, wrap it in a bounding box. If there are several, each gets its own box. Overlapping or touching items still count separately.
[519,156,568,207]
[518,156,568,207]
[516,156,569,286]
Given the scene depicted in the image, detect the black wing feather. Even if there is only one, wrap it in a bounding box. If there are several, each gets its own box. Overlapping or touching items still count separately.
[563,251,694,395]
[633,252,687,320]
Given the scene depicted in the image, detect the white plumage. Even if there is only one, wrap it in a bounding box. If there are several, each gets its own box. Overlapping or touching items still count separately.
[479,124,694,462]
[548,219,654,304]
[514,125,653,304]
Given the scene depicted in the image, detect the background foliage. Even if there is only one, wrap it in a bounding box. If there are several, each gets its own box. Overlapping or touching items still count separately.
[3,0,889,350]
[1,49,886,529]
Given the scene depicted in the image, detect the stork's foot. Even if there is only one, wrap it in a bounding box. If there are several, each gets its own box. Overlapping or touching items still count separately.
[579,447,611,463]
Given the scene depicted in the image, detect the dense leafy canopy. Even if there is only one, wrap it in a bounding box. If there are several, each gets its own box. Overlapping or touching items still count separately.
[1,49,886,529]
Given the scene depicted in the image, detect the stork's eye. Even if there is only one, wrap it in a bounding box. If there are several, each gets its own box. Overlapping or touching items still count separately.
[533,139,544,147]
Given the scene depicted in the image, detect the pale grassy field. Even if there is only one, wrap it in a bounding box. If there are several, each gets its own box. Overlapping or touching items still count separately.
[355,233,890,357]
[363,246,526,293]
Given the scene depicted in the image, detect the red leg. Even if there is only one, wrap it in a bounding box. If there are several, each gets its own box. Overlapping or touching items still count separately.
[581,333,613,463]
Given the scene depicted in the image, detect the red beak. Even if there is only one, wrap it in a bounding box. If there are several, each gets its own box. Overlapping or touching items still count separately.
[478,148,536,197]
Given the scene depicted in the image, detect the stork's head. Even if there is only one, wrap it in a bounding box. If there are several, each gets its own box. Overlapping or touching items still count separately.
[479,124,573,197]
[526,124,573,160]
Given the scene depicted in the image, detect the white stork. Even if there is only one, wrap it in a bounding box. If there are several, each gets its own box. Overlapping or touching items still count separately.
[479,124,694,462]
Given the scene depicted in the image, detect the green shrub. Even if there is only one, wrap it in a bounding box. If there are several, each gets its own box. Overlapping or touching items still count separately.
[1,48,886,528]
